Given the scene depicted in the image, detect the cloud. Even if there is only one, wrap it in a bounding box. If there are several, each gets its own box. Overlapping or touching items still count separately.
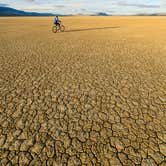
[0,3,10,7]
[18,0,38,5]
[53,5,65,8]
[161,0,166,6]
[116,2,161,8]
[23,0,36,2]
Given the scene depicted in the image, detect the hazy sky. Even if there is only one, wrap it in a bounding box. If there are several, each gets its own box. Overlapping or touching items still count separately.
[0,0,166,15]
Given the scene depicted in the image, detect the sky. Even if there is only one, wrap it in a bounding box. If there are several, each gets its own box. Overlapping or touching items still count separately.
[0,0,166,15]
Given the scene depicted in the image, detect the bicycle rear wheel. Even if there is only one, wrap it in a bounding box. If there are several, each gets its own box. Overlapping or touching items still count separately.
[60,25,65,32]
[52,26,58,33]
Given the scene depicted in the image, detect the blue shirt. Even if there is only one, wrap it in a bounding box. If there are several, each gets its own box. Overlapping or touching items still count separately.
[54,18,59,24]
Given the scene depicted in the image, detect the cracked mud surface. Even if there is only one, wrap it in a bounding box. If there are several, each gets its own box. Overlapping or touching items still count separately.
[0,16,166,165]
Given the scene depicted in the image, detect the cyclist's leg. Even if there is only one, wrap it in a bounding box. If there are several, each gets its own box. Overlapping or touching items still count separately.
[55,23,60,29]
[54,23,57,28]
[57,23,60,27]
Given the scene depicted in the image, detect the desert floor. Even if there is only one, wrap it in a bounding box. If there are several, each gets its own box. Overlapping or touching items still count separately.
[0,16,166,165]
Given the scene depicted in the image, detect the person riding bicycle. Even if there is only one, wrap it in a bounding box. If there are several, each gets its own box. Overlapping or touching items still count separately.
[54,16,61,27]
[52,16,65,33]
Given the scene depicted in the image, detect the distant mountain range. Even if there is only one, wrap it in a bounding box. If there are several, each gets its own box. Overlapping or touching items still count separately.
[92,12,110,16]
[0,6,55,16]
[0,7,110,16]
[0,6,166,16]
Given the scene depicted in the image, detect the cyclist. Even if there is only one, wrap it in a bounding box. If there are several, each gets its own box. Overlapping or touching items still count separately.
[54,16,61,27]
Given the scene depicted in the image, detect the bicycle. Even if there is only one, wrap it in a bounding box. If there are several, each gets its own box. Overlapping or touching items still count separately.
[52,22,65,33]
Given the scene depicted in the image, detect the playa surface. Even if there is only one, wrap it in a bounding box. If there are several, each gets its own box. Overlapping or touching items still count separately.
[0,16,166,165]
